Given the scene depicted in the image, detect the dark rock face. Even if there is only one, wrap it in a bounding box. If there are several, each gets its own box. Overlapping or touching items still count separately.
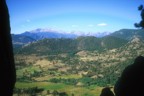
[100,87,114,96]
[0,0,16,95]
[114,56,144,96]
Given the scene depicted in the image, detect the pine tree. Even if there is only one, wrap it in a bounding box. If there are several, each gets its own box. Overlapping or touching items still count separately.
[134,5,144,28]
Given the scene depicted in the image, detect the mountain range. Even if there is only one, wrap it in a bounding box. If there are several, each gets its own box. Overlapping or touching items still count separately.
[12,28,144,49]
[15,36,127,55]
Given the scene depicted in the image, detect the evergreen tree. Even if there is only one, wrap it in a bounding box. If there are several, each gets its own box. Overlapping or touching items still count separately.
[134,5,144,28]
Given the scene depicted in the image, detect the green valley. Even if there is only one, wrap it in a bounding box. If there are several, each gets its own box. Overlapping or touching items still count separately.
[13,35,144,96]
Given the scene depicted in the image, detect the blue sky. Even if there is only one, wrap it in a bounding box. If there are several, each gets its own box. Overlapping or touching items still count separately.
[7,0,143,34]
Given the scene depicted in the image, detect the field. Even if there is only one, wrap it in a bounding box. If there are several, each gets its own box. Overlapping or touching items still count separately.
[14,81,104,96]
[13,54,112,96]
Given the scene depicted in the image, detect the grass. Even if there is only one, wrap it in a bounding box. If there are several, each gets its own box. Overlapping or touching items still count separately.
[15,81,103,96]
[30,74,82,81]
[16,66,41,77]
[57,74,82,79]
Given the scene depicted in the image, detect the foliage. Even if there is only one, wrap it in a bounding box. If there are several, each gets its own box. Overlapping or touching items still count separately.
[15,36,128,55]
[134,5,144,28]
[14,87,44,95]
[49,78,78,85]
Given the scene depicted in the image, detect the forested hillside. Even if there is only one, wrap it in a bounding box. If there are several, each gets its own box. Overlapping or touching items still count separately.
[15,36,127,55]
[13,34,144,95]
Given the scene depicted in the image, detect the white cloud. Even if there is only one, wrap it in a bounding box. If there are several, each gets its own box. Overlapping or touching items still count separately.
[97,23,107,26]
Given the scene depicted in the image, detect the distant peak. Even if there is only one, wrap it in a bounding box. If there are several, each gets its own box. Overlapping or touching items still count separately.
[29,28,59,33]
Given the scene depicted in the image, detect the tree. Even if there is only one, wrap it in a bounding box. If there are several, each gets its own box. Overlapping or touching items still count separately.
[134,5,144,28]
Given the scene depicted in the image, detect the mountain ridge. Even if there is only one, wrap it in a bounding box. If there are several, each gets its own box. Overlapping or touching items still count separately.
[12,28,144,50]
[109,29,144,40]
[15,36,128,55]
[12,28,144,41]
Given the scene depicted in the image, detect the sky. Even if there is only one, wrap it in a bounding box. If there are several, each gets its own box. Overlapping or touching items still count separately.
[7,0,144,34]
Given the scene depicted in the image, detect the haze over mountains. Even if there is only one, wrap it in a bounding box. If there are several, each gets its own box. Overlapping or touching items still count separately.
[12,28,112,41]
[12,28,144,48]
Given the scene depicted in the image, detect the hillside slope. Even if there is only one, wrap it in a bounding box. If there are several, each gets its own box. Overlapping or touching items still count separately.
[15,36,127,55]
[14,36,144,86]
[110,29,144,40]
